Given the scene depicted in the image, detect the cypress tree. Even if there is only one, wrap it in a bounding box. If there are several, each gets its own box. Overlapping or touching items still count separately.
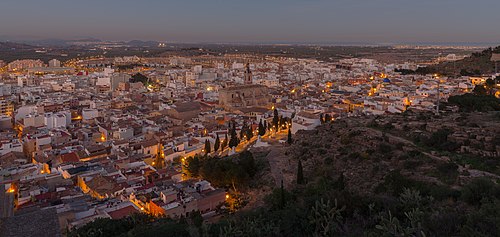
[247,124,254,140]
[297,159,304,184]
[287,128,293,145]
[204,139,211,154]
[221,133,228,150]
[240,123,247,141]
[279,115,285,129]
[214,134,220,152]
[258,120,265,136]
[272,108,279,130]
[229,123,239,148]
[337,173,345,190]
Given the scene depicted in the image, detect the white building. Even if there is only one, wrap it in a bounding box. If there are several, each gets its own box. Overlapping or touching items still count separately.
[44,112,70,129]
[82,109,99,120]
[48,59,61,68]
[0,139,23,155]
[291,111,321,134]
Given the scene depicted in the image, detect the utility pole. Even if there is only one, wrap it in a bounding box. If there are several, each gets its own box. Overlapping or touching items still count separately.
[434,74,440,115]
[437,80,440,115]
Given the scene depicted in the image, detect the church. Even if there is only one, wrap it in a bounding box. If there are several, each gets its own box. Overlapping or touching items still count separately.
[218,63,271,110]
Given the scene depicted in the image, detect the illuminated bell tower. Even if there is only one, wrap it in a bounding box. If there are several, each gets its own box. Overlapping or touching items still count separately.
[244,63,252,85]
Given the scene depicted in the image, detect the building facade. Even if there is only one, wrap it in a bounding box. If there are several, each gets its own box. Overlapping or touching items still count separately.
[218,85,271,110]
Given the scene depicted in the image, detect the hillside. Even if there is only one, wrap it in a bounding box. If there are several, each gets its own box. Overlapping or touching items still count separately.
[70,110,500,237]
[417,45,500,76]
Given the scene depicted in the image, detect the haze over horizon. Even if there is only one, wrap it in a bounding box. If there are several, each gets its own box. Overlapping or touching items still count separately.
[1,0,500,44]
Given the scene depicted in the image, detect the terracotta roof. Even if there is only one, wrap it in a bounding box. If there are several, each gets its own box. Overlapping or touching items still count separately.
[171,101,202,113]
[60,152,79,163]
[107,206,138,219]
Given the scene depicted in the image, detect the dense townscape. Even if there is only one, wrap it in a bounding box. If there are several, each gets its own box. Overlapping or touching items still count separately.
[0,41,499,236]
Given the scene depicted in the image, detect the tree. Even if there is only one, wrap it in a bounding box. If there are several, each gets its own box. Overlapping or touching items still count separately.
[336,173,345,191]
[190,211,203,229]
[246,124,254,140]
[485,79,495,95]
[258,120,266,136]
[229,123,239,148]
[473,85,487,95]
[204,139,211,154]
[297,159,304,184]
[287,128,293,145]
[130,73,149,86]
[279,115,285,130]
[186,155,202,177]
[280,180,286,209]
[272,108,279,130]
[240,123,247,141]
[324,114,332,123]
[221,134,228,150]
[448,93,500,112]
[214,134,220,152]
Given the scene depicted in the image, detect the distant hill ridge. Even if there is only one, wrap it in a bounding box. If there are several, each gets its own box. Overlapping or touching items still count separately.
[416,45,500,76]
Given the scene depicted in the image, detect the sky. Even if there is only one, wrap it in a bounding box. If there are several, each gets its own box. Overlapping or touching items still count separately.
[1,0,500,44]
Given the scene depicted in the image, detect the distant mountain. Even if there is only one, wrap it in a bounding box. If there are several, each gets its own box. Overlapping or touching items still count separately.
[127,40,160,47]
[417,45,500,76]
[0,41,36,50]
[23,38,70,47]
[67,38,102,43]
[0,38,103,47]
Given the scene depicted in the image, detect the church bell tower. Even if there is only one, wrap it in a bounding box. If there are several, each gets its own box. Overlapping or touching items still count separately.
[244,63,252,85]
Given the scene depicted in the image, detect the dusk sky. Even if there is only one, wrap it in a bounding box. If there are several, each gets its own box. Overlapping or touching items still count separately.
[1,0,500,44]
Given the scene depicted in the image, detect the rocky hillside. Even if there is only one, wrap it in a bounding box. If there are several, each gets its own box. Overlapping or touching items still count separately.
[69,111,500,237]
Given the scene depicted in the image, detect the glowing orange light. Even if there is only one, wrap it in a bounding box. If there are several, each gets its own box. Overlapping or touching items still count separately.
[6,187,15,193]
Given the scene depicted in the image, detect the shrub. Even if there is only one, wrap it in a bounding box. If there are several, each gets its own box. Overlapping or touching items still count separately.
[461,178,497,205]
